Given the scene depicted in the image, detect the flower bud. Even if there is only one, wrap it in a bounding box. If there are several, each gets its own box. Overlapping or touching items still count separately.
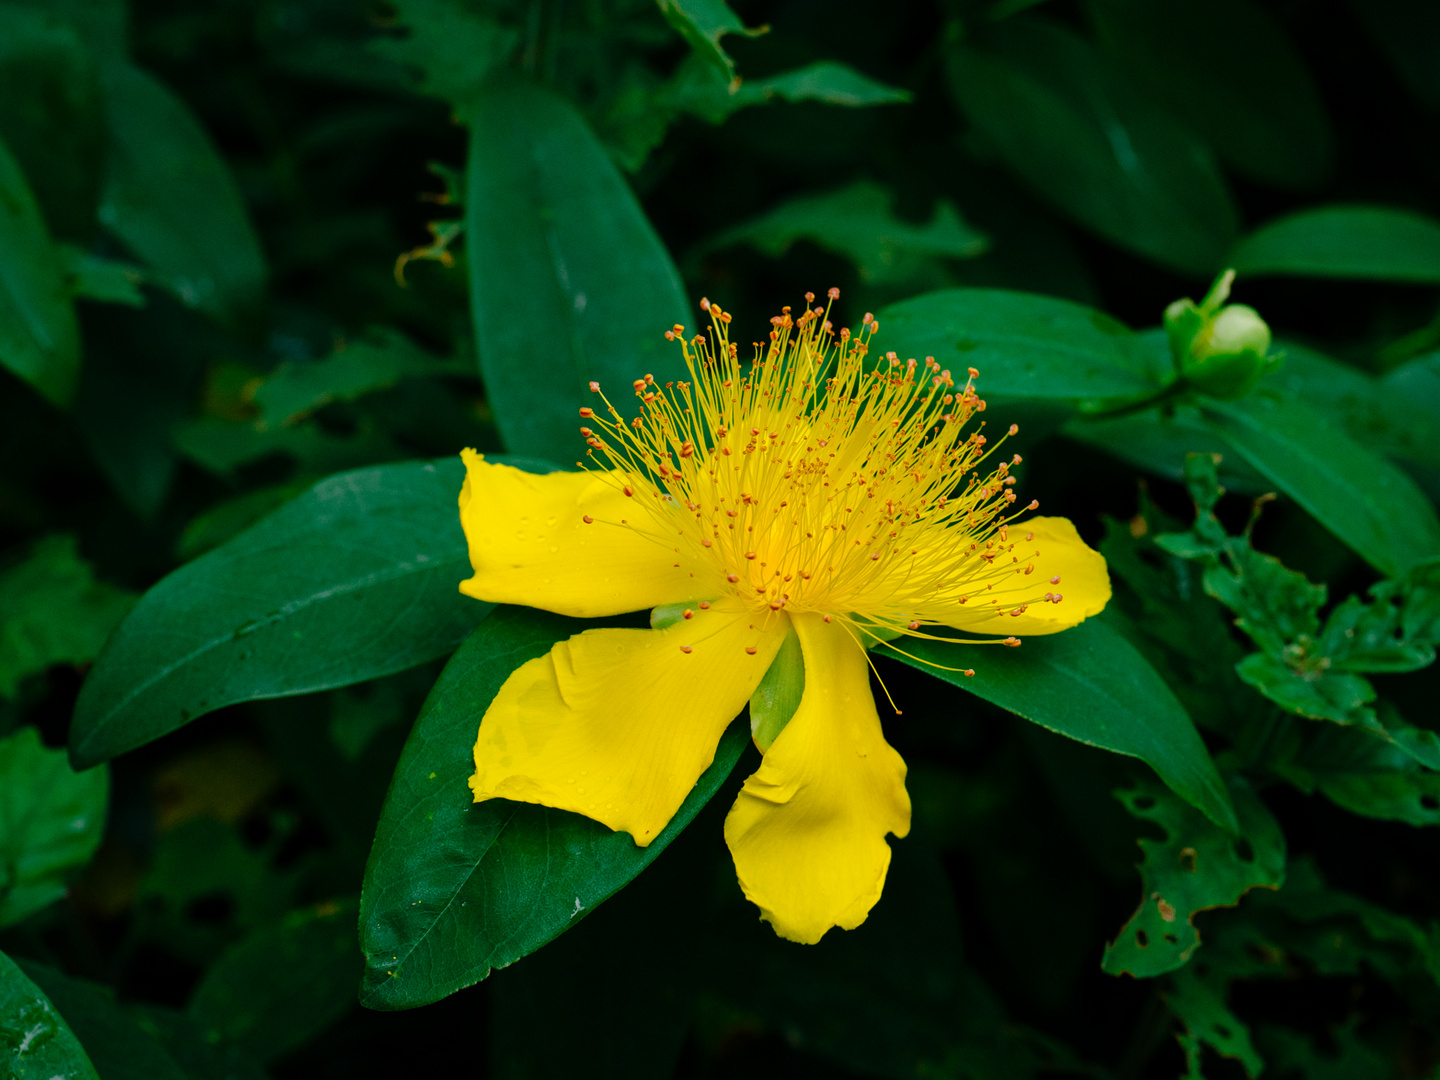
[1165,270,1279,400]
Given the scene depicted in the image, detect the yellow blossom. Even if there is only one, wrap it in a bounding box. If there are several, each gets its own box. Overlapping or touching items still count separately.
[456,291,1110,943]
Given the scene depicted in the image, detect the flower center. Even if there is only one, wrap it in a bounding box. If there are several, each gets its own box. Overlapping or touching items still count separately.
[578,291,1043,639]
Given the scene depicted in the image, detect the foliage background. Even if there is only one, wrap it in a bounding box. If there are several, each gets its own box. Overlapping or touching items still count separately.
[3,0,1440,1077]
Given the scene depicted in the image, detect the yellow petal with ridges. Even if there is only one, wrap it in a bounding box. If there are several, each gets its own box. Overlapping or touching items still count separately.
[458,449,726,618]
[724,611,911,944]
[470,598,787,845]
[930,516,1110,637]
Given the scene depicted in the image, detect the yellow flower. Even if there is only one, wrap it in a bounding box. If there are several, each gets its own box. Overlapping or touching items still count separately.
[457,292,1110,943]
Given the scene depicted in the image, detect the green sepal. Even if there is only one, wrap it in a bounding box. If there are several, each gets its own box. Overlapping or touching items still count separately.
[1164,270,1278,399]
[749,622,805,752]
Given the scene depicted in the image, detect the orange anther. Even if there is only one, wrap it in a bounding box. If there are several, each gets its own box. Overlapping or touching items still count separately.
[698,601,711,609]
[727,573,739,583]
[579,407,594,418]
[589,381,600,392]
[745,645,758,655]
[962,669,975,677]
[679,645,693,654]
[623,486,634,497]
[582,515,594,524]
[1050,575,1060,584]
[827,287,839,299]
[682,609,694,619]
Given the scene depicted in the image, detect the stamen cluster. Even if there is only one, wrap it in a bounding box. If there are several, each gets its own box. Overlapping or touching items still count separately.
[577,290,1055,646]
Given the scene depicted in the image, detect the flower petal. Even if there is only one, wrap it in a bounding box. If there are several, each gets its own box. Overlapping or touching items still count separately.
[930,515,1111,637]
[458,449,725,618]
[724,611,911,944]
[470,599,787,845]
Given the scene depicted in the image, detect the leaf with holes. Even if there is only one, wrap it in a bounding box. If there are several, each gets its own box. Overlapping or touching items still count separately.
[0,950,101,1080]
[1103,774,1284,978]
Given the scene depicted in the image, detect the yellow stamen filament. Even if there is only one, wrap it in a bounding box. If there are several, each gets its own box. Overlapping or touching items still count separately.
[575,292,1060,661]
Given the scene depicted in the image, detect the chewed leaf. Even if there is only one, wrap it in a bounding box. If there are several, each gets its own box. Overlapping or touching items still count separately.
[655,0,765,80]
[1103,775,1284,978]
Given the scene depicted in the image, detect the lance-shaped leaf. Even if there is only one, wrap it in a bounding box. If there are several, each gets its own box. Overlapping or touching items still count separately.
[946,17,1237,275]
[98,62,267,322]
[0,135,80,406]
[1200,393,1440,577]
[466,80,688,461]
[1103,775,1285,978]
[1230,205,1440,283]
[877,288,1157,406]
[70,458,487,768]
[358,606,748,1010]
[0,950,101,1080]
[654,0,765,80]
[0,728,108,928]
[889,617,1238,832]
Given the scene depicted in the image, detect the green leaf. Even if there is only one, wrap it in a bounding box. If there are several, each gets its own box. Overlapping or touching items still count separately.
[189,897,359,1063]
[655,0,765,80]
[946,17,1237,275]
[0,535,135,699]
[876,288,1156,406]
[1275,713,1440,827]
[466,80,689,461]
[0,728,107,928]
[0,949,101,1080]
[888,616,1239,832]
[1089,0,1333,190]
[70,458,487,768]
[748,622,803,752]
[358,605,748,1010]
[17,962,189,1080]
[252,329,463,428]
[746,60,911,107]
[1230,205,1440,283]
[1063,404,1271,494]
[1102,775,1284,978]
[0,4,104,240]
[56,244,146,307]
[0,135,81,406]
[708,181,986,286]
[1200,394,1440,577]
[97,62,267,322]
[369,0,519,118]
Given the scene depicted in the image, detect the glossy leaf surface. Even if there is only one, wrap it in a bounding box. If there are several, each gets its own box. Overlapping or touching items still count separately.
[1230,205,1440,283]
[889,617,1238,832]
[877,288,1155,403]
[358,605,748,1010]
[70,459,485,768]
[1201,394,1440,576]
[466,80,688,460]
[0,950,100,1080]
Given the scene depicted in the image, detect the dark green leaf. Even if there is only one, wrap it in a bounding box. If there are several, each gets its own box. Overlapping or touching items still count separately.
[0,727,107,928]
[189,898,359,1064]
[129,1007,269,1080]
[877,288,1156,406]
[369,0,518,118]
[18,962,188,1080]
[70,458,487,768]
[0,949,100,1080]
[748,61,910,106]
[1062,404,1270,494]
[709,181,985,285]
[1089,0,1333,190]
[358,605,748,1010]
[0,4,104,240]
[466,80,688,460]
[946,18,1237,275]
[1276,713,1440,827]
[655,0,764,80]
[1102,775,1284,978]
[98,62,267,322]
[57,243,147,307]
[1200,394,1440,577]
[1230,205,1440,283]
[252,330,463,428]
[0,535,135,699]
[0,135,80,406]
[888,616,1239,832]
